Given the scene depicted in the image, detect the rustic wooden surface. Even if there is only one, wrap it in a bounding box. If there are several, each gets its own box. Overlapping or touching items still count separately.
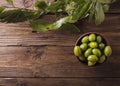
[0,0,120,86]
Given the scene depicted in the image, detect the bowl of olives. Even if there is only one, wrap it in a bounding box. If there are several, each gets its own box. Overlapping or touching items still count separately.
[74,32,112,66]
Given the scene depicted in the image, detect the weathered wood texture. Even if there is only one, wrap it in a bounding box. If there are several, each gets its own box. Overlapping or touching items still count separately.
[0,0,120,86]
[109,0,120,13]
[0,46,119,78]
[0,15,119,78]
[0,14,119,46]
[0,78,120,86]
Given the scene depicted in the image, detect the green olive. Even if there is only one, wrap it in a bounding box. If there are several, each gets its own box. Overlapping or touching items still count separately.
[92,48,102,57]
[88,61,96,66]
[80,43,88,51]
[99,43,105,50]
[98,55,106,63]
[81,36,89,43]
[89,34,96,42]
[84,48,92,57]
[89,42,98,48]
[104,46,112,57]
[97,36,102,43]
[87,55,98,62]
[78,55,86,62]
[74,46,82,56]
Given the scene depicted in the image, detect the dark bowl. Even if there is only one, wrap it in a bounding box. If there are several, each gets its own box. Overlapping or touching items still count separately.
[75,32,110,66]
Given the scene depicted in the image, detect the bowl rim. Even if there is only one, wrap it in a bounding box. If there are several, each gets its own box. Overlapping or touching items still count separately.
[75,32,110,46]
[75,32,110,66]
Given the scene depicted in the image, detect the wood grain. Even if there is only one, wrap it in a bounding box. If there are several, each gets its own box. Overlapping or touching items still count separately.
[109,0,120,13]
[0,45,119,78]
[0,14,119,46]
[0,78,120,86]
[0,0,120,85]
[0,5,119,78]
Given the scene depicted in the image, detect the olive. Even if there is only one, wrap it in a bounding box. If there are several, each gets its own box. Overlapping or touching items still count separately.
[99,43,105,50]
[104,46,112,57]
[74,46,82,56]
[98,55,106,63]
[88,61,96,66]
[97,36,102,43]
[89,34,96,42]
[81,36,89,43]
[80,43,88,51]
[84,48,92,57]
[89,42,98,48]
[87,55,98,62]
[92,48,102,57]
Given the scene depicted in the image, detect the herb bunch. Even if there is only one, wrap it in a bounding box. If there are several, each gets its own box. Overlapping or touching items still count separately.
[0,0,116,32]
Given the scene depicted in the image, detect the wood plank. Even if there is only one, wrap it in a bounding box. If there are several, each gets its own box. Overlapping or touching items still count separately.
[109,0,120,13]
[0,33,119,46]
[0,0,119,78]
[0,46,119,78]
[0,14,119,46]
[0,78,120,86]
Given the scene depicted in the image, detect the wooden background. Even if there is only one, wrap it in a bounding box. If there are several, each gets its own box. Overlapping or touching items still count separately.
[0,0,120,86]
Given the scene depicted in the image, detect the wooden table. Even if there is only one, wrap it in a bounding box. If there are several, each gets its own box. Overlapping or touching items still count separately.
[0,0,120,86]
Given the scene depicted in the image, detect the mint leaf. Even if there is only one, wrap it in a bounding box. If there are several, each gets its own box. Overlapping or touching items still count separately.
[0,7,5,13]
[49,16,71,30]
[95,2,105,25]
[30,20,50,32]
[59,23,80,33]
[47,1,64,13]
[89,5,95,22]
[71,1,91,22]
[0,9,36,23]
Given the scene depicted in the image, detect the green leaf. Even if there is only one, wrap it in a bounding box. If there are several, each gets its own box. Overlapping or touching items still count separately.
[64,0,70,4]
[89,10,95,22]
[30,16,79,32]
[89,1,95,22]
[47,1,64,13]
[71,1,92,22]
[95,2,105,25]
[59,23,80,33]
[30,16,76,32]
[102,4,110,12]
[65,1,79,15]
[35,0,49,10]
[49,16,71,30]
[0,0,115,33]
[0,9,36,23]
[30,20,50,32]
[0,7,5,13]
[6,0,13,5]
